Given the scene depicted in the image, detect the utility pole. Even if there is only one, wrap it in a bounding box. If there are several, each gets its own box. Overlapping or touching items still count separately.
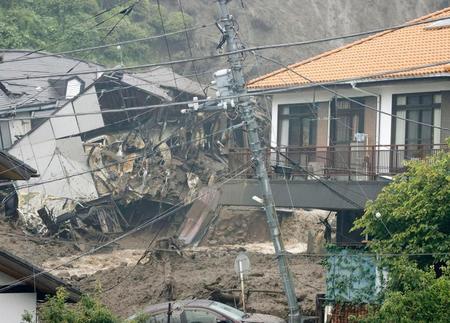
[216,1,301,322]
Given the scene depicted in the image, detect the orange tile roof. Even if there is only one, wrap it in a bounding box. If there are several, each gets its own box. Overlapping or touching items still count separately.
[247,7,450,89]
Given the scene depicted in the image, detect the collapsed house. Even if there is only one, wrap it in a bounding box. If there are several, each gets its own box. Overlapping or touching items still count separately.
[2,54,230,235]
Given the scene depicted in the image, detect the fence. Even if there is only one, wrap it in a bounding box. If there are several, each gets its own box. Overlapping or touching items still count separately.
[228,144,448,180]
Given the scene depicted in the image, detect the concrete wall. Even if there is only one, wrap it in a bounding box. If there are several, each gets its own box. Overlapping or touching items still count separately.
[8,86,105,218]
[0,293,36,323]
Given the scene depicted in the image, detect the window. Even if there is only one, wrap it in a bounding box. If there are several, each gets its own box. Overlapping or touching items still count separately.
[277,104,317,147]
[393,93,440,159]
[209,302,243,321]
[181,309,226,323]
[330,98,364,145]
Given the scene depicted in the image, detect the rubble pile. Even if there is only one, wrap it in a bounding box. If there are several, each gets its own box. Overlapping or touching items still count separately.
[86,119,227,204]
[17,111,229,237]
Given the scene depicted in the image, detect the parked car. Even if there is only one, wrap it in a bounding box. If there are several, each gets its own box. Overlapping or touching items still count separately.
[128,299,285,323]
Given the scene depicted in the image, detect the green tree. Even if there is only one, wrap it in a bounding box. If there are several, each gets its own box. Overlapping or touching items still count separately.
[36,287,150,323]
[353,148,450,268]
[352,145,450,322]
[40,288,119,323]
[360,261,450,323]
[0,0,194,66]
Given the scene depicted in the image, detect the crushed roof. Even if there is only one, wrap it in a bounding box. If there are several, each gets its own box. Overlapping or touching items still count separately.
[0,50,102,106]
[248,7,450,89]
[133,66,206,97]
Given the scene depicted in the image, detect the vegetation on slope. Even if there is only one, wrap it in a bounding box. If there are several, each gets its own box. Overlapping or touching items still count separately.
[0,0,193,66]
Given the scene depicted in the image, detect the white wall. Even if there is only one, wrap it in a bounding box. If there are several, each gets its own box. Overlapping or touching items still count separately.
[270,79,450,147]
[0,293,36,323]
[8,87,105,218]
[9,112,32,144]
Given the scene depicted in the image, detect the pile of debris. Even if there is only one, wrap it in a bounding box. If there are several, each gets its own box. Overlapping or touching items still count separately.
[17,113,229,238]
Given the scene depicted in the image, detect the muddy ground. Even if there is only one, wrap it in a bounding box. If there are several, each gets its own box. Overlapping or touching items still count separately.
[1,207,332,320]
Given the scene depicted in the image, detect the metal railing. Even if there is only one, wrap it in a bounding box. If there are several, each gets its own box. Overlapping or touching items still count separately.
[228,143,448,180]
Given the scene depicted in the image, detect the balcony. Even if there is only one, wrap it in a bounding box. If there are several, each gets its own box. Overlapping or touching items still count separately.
[228,143,448,180]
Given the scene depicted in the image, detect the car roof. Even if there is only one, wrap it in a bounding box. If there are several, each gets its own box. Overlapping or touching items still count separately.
[140,299,216,314]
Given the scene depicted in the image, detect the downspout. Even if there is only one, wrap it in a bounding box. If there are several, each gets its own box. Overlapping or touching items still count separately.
[350,82,382,177]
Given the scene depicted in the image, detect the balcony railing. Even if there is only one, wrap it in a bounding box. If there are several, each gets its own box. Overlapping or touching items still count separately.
[228,143,448,180]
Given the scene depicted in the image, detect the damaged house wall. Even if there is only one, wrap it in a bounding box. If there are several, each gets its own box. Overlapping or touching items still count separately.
[7,69,228,234]
[0,50,103,150]
[8,86,104,229]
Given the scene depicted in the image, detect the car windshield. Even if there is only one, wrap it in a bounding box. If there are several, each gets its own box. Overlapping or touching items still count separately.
[209,301,245,320]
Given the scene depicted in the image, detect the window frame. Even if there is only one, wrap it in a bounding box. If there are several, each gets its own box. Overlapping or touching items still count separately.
[180,307,229,323]
[330,97,365,146]
[391,92,441,147]
[277,103,318,147]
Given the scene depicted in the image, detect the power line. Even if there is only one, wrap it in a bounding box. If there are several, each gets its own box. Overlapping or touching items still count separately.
[0,65,223,112]
[0,162,252,294]
[0,57,447,133]
[2,11,447,67]
[0,2,139,115]
[6,0,137,64]
[156,0,180,99]
[1,14,449,83]
[0,54,448,123]
[254,53,450,132]
[3,122,244,191]
[0,23,216,65]
[1,57,446,132]
[178,0,207,97]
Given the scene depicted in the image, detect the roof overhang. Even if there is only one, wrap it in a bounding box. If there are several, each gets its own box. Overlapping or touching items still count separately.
[0,151,38,180]
[0,249,80,302]
[247,74,450,94]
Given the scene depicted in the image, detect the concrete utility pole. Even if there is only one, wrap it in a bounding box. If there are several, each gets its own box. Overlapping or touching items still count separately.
[216,1,301,322]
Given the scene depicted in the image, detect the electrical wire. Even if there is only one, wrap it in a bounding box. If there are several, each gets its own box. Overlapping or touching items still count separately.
[0,1,139,115]
[0,58,448,133]
[0,23,216,65]
[0,122,244,192]
[0,65,223,112]
[2,11,447,67]
[254,53,450,132]
[0,57,448,133]
[1,14,449,83]
[0,162,253,294]
[178,0,208,97]
[156,0,180,97]
[4,0,136,63]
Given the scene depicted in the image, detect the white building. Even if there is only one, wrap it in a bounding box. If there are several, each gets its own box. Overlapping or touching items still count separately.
[247,7,450,180]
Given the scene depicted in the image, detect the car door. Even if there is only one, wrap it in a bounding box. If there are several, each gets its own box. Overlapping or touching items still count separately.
[180,308,232,323]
